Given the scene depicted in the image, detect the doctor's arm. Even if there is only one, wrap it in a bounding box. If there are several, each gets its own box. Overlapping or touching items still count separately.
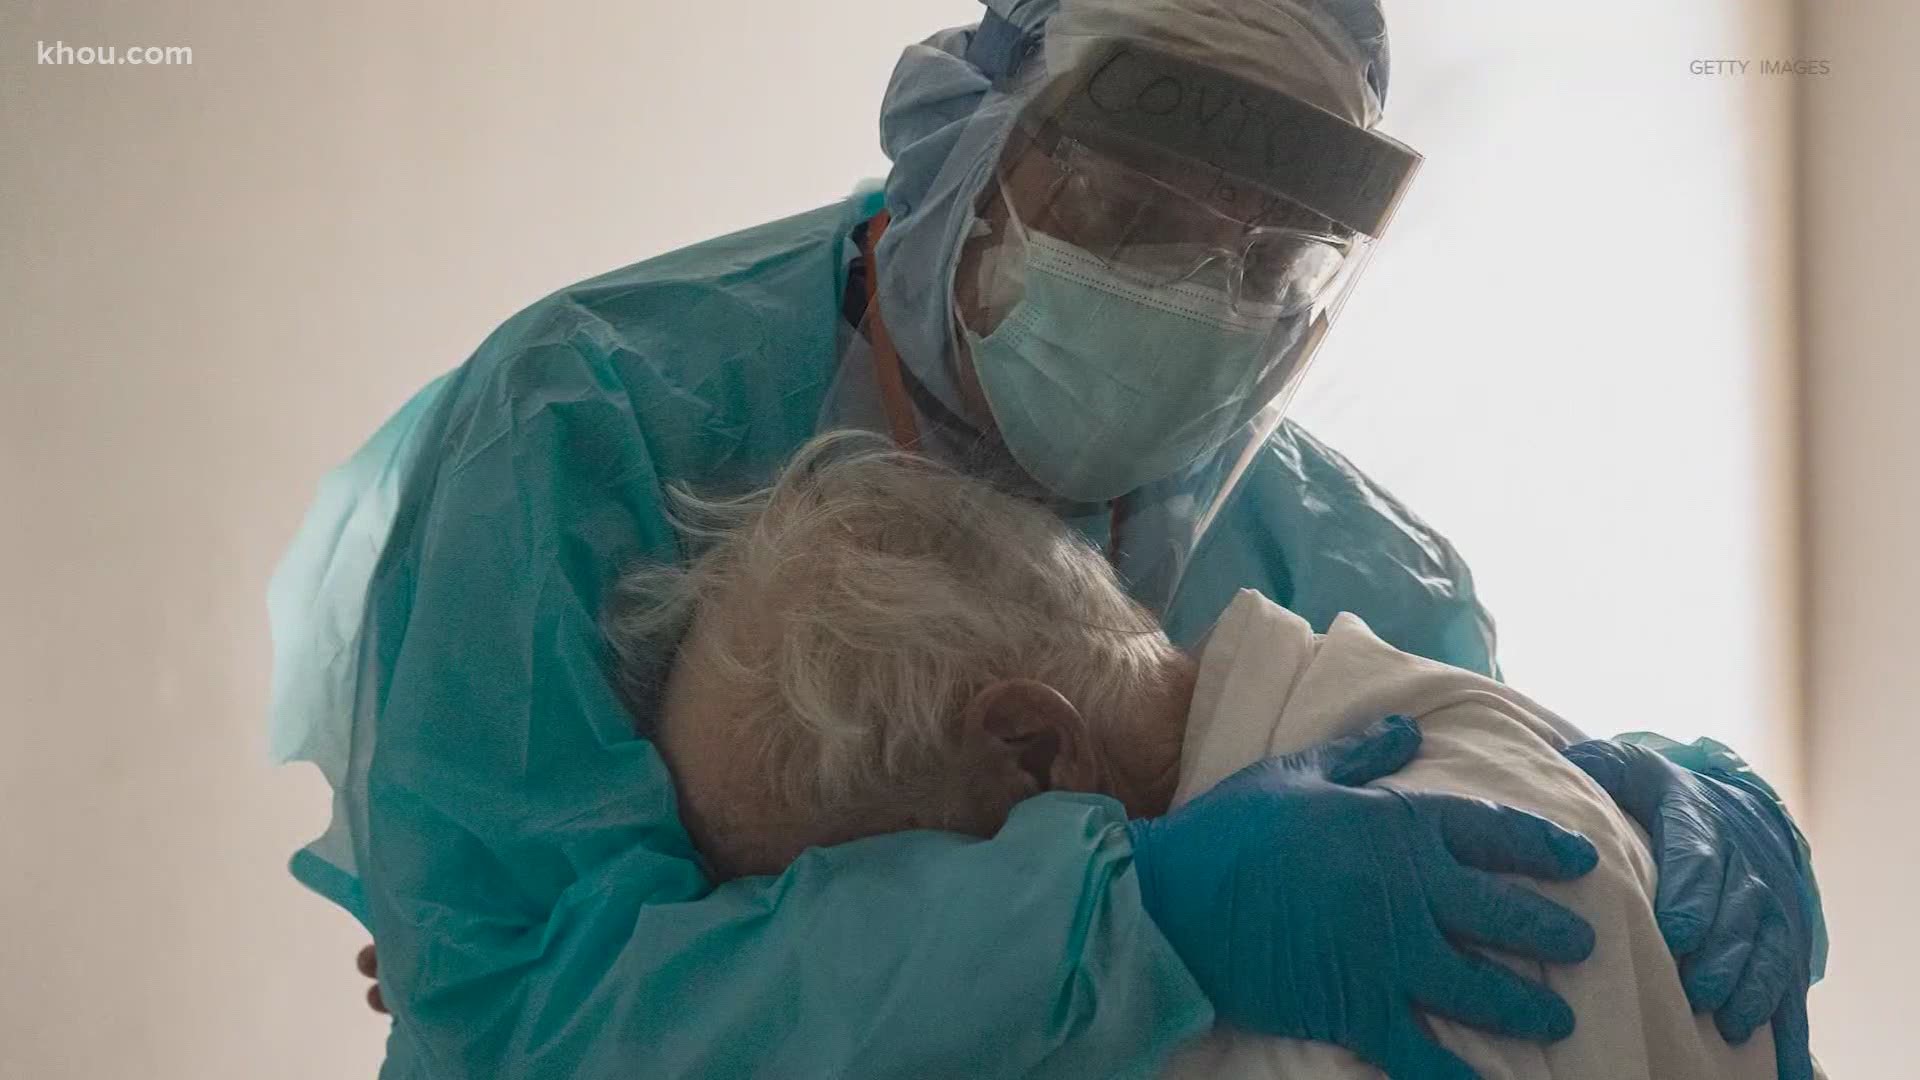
[358,718,1598,1080]
[365,790,1212,1079]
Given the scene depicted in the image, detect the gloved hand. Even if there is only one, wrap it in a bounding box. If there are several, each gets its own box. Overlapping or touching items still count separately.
[1129,716,1599,1080]
[1565,739,1817,1080]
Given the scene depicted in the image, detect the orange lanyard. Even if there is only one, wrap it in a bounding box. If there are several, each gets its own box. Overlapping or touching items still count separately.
[858,211,922,453]
[857,211,1126,564]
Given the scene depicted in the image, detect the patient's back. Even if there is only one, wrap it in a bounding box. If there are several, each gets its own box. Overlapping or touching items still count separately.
[1164,591,1775,1080]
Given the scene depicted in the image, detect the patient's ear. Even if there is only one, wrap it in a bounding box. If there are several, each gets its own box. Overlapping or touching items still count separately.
[959,679,1102,797]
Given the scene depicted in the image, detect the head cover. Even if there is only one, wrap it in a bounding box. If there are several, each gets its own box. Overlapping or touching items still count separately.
[874,0,1412,542]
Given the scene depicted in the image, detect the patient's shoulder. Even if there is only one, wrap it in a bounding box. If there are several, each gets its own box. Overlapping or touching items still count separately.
[1293,612,1651,883]
[1290,613,1772,1078]
[1297,607,1597,749]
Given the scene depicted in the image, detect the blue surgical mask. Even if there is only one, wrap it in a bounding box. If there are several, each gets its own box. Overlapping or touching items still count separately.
[963,231,1305,503]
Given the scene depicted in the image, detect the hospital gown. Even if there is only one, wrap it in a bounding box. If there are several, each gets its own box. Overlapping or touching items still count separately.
[1162,590,1798,1080]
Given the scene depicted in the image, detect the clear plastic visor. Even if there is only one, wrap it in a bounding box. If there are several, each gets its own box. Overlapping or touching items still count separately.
[997,121,1359,319]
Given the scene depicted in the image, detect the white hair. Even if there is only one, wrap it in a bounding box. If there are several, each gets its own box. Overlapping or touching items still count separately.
[605,431,1180,860]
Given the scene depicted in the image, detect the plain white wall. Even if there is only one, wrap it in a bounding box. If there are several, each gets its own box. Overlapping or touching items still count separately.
[1801,2,1920,1075]
[1291,0,1803,792]
[1,1,1818,1077]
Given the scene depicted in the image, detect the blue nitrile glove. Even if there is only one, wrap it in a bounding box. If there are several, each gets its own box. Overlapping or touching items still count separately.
[1128,716,1599,1080]
[1565,739,1819,1080]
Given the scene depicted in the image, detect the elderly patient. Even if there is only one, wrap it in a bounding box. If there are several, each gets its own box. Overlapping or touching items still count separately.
[606,432,1777,1080]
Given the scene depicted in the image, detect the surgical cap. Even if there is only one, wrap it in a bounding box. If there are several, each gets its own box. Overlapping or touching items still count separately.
[873,0,1393,409]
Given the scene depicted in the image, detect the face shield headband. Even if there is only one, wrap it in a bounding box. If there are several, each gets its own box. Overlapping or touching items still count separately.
[1034,39,1421,241]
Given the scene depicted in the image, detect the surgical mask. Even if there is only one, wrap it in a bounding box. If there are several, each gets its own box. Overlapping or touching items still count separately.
[964,229,1307,503]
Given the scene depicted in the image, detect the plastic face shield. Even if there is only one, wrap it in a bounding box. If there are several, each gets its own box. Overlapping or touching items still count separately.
[1008,134,1357,319]
[1000,39,1414,356]
[958,37,1421,504]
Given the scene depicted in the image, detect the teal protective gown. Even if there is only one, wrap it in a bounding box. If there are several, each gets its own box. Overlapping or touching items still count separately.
[269,189,1497,1077]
